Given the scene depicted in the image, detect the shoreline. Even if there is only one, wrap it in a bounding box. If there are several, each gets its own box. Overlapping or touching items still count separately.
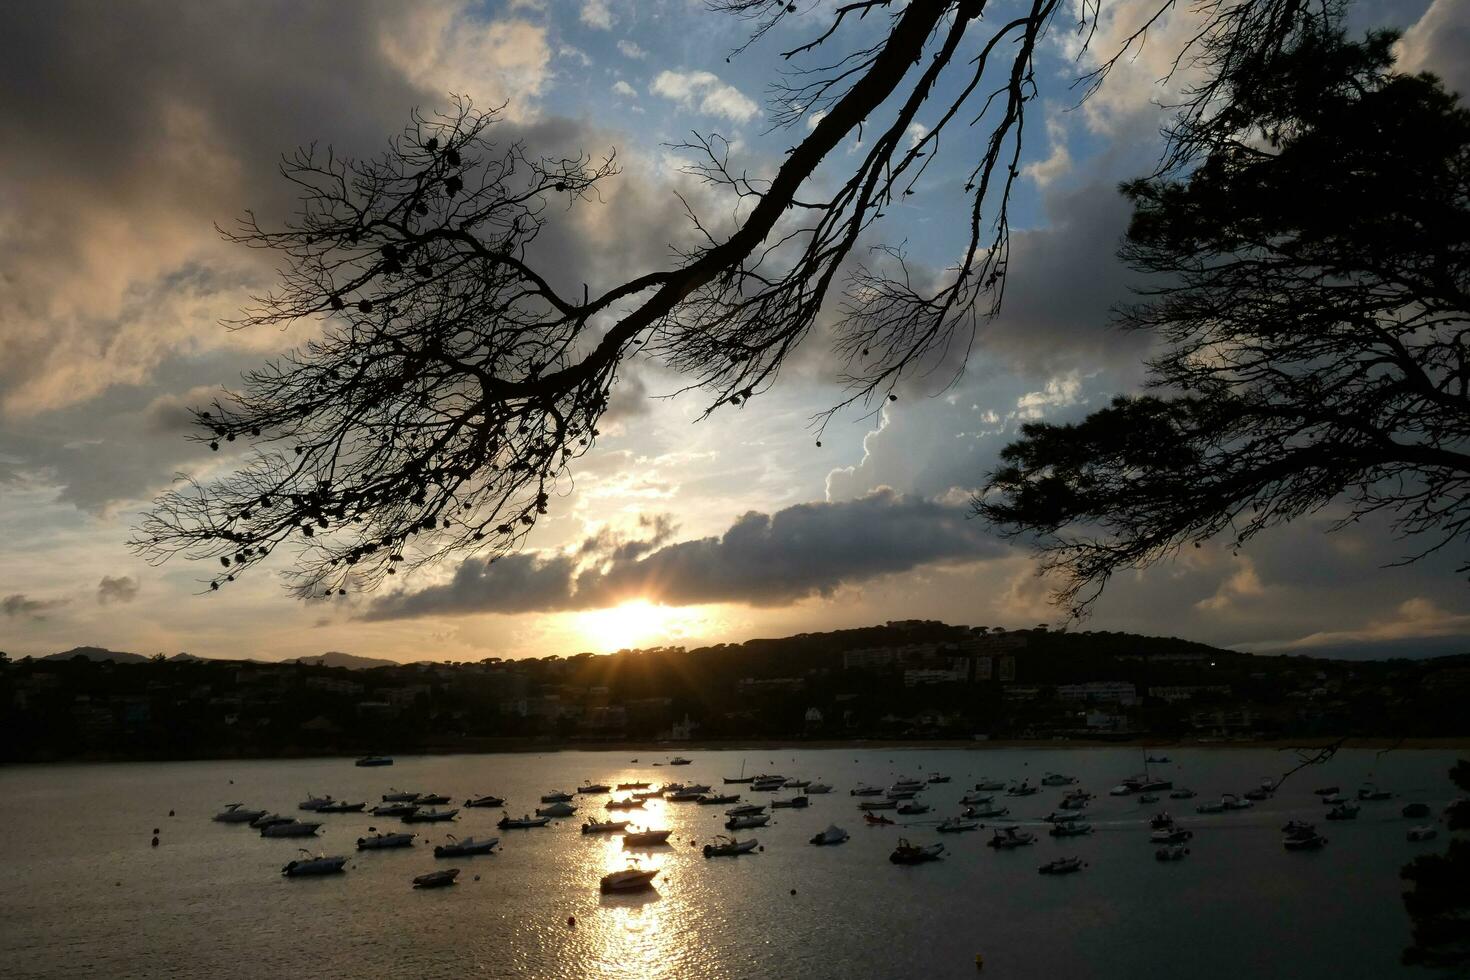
[7,735,1467,765]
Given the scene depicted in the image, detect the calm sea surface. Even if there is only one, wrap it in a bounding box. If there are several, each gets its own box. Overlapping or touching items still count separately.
[2,747,1463,979]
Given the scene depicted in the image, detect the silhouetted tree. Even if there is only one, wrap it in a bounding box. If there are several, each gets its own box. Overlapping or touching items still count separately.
[979,23,1470,613]
[1401,759,1470,967]
[136,0,1326,597]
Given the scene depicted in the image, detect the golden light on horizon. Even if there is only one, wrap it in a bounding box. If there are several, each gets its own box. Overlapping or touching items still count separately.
[575,599,710,653]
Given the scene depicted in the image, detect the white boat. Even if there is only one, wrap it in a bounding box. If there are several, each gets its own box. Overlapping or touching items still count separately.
[889,839,945,864]
[1038,857,1085,875]
[849,785,884,797]
[298,793,335,811]
[413,868,460,889]
[896,802,929,815]
[622,827,673,847]
[498,814,551,829]
[1326,803,1361,820]
[960,792,994,805]
[373,802,419,817]
[810,824,850,845]
[725,803,765,816]
[927,773,951,784]
[1049,822,1094,837]
[703,835,759,857]
[415,793,451,806]
[1196,800,1226,814]
[937,817,979,833]
[1040,773,1076,786]
[434,835,499,857]
[403,808,459,823]
[465,795,505,808]
[540,791,574,803]
[1151,828,1193,844]
[601,864,658,892]
[381,790,419,802]
[261,820,321,838]
[1358,783,1394,801]
[357,832,415,850]
[1222,794,1253,810]
[974,779,1007,792]
[859,799,897,811]
[965,804,1010,819]
[986,828,1036,849]
[1168,788,1197,800]
[577,783,611,794]
[535,801,577,817]
[1283,831,1328,851]
[806,783,833,794]
[1156,843,1190,861]
[582,819,630,834]
[213,803,266,823]
[1043,811,1082,823]
[250,812,293,829]
[281,851,347,876]
[771,796,809,809]
[1407,826,1438,842]
[1005,783,1039,797]
[783,778,810,788]
[725,813,770,830]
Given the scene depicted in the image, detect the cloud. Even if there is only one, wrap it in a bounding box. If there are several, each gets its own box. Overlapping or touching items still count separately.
[617,40,646,60]
[1395,0,1470,99]
[98,575,140,605]
[650,70,759,123]
[1023,112,1074,186]
[364,488,1008,619]
[612,80,638,99]
[1015,371,1085,419]
[581,0,614,30]
[2,594,69,620]
[1280,597,1470,651]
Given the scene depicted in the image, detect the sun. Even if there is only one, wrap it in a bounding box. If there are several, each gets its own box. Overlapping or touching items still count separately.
[576,599,707,653]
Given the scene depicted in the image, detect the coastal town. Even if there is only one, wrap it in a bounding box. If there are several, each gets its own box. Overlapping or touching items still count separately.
[5,620,1466,762]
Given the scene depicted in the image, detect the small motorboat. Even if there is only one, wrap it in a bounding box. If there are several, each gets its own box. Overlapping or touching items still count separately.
[783,778,811,789]
[1358,784,1393,801]
[1150,812,1174,830]
[1155,843,1190,861]
[850,785,885,797]
[355,756,393,767]
[577,783,612,794]
[606,798,646,811]
[960,792,995,806]
[357,832,415,850]
[1151,828,1193,844]
[703,835,759,857]
[1222,794,1252,811]
[891,778,925,792]
[1168,788,1197,800]
[372,802,419,818]
[725,803,765,817]
[859,800,897,811]
[1321,793,1348,804]
[1313,786,1341,797]
[927,773,952,784]
[724,776,756,785]
[1326,803,1361,821]
[885,788,919,800]
[669,757,693,766]
[213,803,266,824]
[1139,793,1161,804]
[540,791,574,804]
[1243,787,1272,802]
[1407,826,1438,842]
[601,864,658,893]
[316,801,366,813]
[1282,820,1316,835]
[498,814,551,829]
[1050,822,1095,838]
[1058,795,1090,811]
[681,783,712,794]
[416,793,451,806]
[535,802,577,817]
[806,783,833,795]
[811,824,851,845]
[250,813,294,830]
[890,839,945,864]
[974,780,1007,792]
[1402,802,1432,819]
[987,828,1036,849]
[281,851,347,876]
[633,788,665,800]
[402,808,459,824]
[616,782,651,791]
[666,790,705,802]
[382,790,419,802]
[771,796,810,809]
[299,794,335,811]
[725,814,770,830]
[412,869,459,889]
[434,835,498,857]
[896,802,929,816]
[1146,756,1171,764]
[1006,783,1039,797]
[938,817,980,834]
[1283,831,1328,850]
[965,804,1010,819]
[622,828,672,847]
[864,813,896,826]
[261,820,321,838]
[1038,857,1085,875]
[1196,800,1226,814]
[1040,773,1076,787]
[582,819,630,834]
[465,795,505,808]
[1044,811,1082,824]
[698,794,741,805]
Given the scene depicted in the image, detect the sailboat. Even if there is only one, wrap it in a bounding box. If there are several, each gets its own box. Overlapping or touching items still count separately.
[724,760,755,784]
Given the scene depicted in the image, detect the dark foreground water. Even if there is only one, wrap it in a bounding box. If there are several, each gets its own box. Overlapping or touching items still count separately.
[1,747,1463,979]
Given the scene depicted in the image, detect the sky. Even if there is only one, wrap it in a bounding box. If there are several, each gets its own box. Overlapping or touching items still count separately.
[1,0,1467,664]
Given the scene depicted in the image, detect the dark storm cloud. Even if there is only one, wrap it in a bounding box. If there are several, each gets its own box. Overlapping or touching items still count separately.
[2,594,69,620]
[97,575,140,605]
[362,489,1007,619]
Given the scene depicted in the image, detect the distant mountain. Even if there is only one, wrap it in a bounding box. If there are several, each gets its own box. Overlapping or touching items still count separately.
[44,646,149,664]
[292,650,399,670]
[168,652,204,663]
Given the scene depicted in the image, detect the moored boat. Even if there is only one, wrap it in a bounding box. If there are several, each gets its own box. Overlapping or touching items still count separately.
[582,819,629,834]
[772,796,810,809]
[372,802,419,818]
[1407,825,1438,842]
[622,827,672,847]
[669,757,693,766]
[938,817,980,833]
[859,799,897,811]
[434,835,498,857]
[724,803,765,817]
[1326,803,1361,820]
[1358,783,1393,801]
[863,813,895,826]
[1155,843,1190,861]
[606,797,645,811]
[465,795,505,808]
[600,864,658,893]
[896,802,930,815]
[698,794,741,805]
[412,868,459,889]
[498,814,551,829]
[1039,857,1085,875]
[316,800,366,813]
[1283,830,1328,850]
[1151,828,1193,844]
[298,793,335,811]
[261,820,321,838]
[250,812,293,830]
[535,801,577,817]
[1050,822,1094,838]
[415,793,451,806]
[1040,773,1076,787]
[811,824,851,845]
[358,832,415,850]
[702,835,758,857]
[577,783,611,794]
[540,791,574,804]
[850,784,884,797]
[382,789,419,802]
[725,813,770,830]
[402,808,458,824]
[987,828,1036,849]
[889,838,945,864]
[965,804,1010,819]
[354,755,393,767]
[281,851,347,876]
[1168,788,1197,800]
[213,803,266,824]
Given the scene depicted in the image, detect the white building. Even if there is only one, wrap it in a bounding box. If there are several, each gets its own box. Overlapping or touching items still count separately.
[1056,681,1138,706]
